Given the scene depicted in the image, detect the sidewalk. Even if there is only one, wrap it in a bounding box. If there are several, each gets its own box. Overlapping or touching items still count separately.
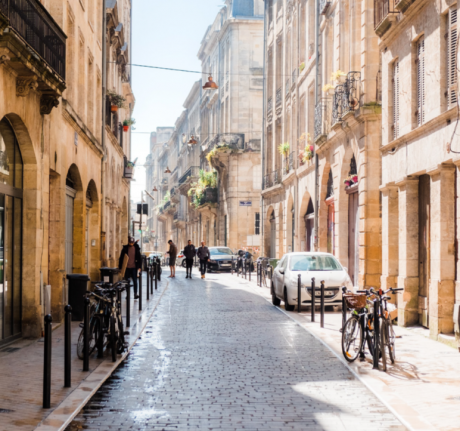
[0,273,168,431]
[237,273,460,431]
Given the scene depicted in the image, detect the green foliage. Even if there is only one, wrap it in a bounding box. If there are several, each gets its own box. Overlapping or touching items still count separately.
[107,90,126,108]
[278,142,290,156]
[163,191,170,203]
[188,169,217,208]
[123,118,136,126]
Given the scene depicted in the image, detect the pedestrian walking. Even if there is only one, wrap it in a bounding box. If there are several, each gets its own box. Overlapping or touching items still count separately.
[119,236,142,299]
[167,240,178,278]
[183,240,196,279]
[197,241,210,279]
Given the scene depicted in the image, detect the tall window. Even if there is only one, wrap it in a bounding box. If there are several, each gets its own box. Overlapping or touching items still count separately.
[255,212,260,235]
[393,61,399,140]
[268,0,274,23]
[447,7,458,109]
[416,37,425,126]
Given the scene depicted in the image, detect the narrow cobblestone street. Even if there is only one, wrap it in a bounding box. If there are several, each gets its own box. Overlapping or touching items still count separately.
[66,268,404,431]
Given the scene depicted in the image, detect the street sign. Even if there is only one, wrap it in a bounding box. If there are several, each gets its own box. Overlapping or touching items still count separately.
[239,201,252,206]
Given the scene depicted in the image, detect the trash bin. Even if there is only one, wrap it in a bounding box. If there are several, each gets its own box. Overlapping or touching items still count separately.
[100,267,120,284]
[66,274,90,321]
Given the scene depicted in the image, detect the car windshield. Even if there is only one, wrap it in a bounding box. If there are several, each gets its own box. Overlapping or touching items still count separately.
[289,255,342,271]
[210,248,233,256]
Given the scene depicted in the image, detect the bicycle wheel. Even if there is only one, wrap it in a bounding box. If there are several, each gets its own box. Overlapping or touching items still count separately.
[116,314,125,354]
[342,315,363,362]
[379,319,387,371]
[385,317,396,364]
[110,315,117,362]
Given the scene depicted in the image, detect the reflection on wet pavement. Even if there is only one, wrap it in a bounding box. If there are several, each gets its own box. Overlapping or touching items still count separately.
[65,269,405,430]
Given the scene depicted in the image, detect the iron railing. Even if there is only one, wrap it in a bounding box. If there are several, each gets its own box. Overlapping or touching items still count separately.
[283,152,295,175]
[179,166,199,185]
[173,211,185,221]
[0,0,66,79]
[292,69,297,87]
[196,187,217,206]
[319,0,331,14]
[314,97,332,139]
[164,201,171,210]
[276,87,282,108]
[374,0,398,34]
[267,97,273,114]
[332,72,361,125]
[263,169,281,189]
[285,78,290,96]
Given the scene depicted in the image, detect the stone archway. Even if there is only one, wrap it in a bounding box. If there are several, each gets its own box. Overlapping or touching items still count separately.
[278,203,284,258]
[86,179,100,281]
[318,162,334,253]
[298,190,312,251]
[286,194,294,253]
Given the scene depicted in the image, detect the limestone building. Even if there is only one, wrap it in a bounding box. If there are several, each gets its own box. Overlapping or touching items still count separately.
[375,0,460,341]
[0,0,133,344]
[262,0,381,291]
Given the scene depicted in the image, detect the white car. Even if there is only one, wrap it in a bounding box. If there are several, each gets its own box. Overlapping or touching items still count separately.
[271,252,353,311]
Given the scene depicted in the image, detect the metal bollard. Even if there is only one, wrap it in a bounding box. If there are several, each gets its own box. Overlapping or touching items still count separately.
[297,274,301,313]
[43,314,52,408]
[231,256,234,275]
[83,297,90,372]
[157,259,161,282]
[249,262,251,282]
[150,264,153,294]
[373,298,380,370]
[138,269,142,311]
[311,277,316,322]
[146,264,150,300]
[341,287,347,329]
[320,281,325,328]
[257,262,259,286]
[126,283,131,328]
[155,262,158,290]
[237,258,239,277]
[244,259,247,279]
[64,305,72,388]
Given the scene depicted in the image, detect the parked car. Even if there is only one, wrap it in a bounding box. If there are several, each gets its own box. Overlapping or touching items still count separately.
[208,247,236,272]
[177,250,186,267]
[271,252,353,311]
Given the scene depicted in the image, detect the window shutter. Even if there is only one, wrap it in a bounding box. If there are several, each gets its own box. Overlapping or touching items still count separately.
[393,61,399,140]
[448,7,458,108]
[417,38,425,126]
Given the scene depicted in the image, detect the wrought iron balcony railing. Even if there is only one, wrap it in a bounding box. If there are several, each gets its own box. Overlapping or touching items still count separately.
[275,87,282,109]
[263,169,282,189]
[0,0,66,79]
[292,69,297,87]
[320,0,331,14]
[374,0,398,36]
[195,187,218,206]
[164,201,171,210]
[314,97,332,140]
[179,166,200,185]
[283,152,295,175]
[285,78,290,96]
[331,72,361,125]
[267,97,273,114]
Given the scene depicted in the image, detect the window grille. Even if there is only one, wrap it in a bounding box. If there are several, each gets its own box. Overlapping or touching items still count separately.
[255,212,260,235]
[417,37,425,126]
[393,61,399,139]
[447,7,458,108]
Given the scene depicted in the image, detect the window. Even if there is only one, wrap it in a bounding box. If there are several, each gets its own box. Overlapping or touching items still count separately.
[289,255,342,271]
[447,7,458,108]
[268,0,274,22]
[210,247,233,256]
[255,212,260,235]
[416,37,425,126]
[393,60,399,139]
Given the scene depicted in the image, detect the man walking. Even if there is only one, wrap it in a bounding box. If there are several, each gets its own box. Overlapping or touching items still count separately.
[167,239,178,278]
[183,240,196,279]
[119,236,142,299]
[197,241,210,279]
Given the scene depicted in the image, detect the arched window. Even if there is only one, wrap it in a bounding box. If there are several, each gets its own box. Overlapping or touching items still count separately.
[0,118,23,344]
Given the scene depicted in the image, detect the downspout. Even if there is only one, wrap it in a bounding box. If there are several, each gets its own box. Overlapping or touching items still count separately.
[295,0,301,252]
[261,0,267,257]
[128,0,133,241]
[101,0,107,265]
[314,0,320,252]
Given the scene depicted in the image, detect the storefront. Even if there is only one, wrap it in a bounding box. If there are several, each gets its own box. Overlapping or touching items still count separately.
[0,118,23,345]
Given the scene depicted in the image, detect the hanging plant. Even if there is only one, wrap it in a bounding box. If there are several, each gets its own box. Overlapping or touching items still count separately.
[351,174,358,183]
[278,142,290,156]
[123,118,136,132]
[107,90,126,111]
[331,70,347,83]
[344,178,352,187]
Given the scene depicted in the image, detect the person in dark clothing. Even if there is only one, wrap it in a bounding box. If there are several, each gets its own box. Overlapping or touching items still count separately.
[167,240,178,278]
[196,241,210,279]
[119,236,142,299]
[183,240,196,279]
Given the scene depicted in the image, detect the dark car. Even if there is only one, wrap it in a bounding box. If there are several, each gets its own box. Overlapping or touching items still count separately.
[207,247,236,272]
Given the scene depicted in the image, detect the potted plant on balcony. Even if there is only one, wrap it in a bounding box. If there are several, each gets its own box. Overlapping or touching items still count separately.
[331,70,347,85]
[351,174,358,184]
[107,90,126,112]
[123,118,135,132]
[278,142,290,157]
[322,83,334,96]
[299,62,306,73]
[344,177,352,187]
[124,157,137,179]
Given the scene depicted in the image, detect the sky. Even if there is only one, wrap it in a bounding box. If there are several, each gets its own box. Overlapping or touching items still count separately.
[130,0,224,202]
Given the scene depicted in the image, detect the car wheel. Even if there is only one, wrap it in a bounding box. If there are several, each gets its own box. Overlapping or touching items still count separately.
[181,260,186,268]
[271,282,281,306]
[284,287,295,311]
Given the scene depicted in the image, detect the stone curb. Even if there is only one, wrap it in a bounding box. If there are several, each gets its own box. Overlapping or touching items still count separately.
[240,277,426,431]
[34,281,170,431]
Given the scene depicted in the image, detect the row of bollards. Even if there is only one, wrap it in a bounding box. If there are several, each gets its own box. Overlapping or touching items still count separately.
[43,257,163,409]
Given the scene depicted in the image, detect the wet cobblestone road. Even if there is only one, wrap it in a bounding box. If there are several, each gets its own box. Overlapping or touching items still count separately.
[66,269,405,430]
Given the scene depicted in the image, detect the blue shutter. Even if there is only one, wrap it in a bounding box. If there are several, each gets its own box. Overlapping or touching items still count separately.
[233,0,254,17]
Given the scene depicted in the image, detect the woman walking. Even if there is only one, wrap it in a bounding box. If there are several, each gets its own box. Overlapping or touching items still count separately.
[167,239,178,278]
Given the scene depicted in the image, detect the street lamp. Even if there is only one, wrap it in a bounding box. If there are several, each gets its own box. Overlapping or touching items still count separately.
[152,186,158,192]
[203,76,218,90]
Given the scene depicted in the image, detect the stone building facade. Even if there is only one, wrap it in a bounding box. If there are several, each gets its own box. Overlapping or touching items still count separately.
[0,0,133,344]
[375,0,460,342]
[262,0,381,290]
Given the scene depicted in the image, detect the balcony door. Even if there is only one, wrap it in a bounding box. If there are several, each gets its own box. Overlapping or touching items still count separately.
[0,119,23,345]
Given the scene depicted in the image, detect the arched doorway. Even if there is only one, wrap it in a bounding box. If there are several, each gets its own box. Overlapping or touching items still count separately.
[326,170,335,254]
[347,155,359,286]
[270,210,276,258]
[286,194,294,253]
[0,118,23,343]
[86,180,100,280]
[304,199,315,251]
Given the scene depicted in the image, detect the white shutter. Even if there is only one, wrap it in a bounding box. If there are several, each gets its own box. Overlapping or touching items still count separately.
[448,7,458,108]
[417,38,425,126]
[393,61,399,140]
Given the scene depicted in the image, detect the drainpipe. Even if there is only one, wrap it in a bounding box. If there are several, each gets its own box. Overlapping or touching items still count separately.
[314,0,321,252]
[261,0,267,257]
[101,0,107,265]
[128,0,133,243]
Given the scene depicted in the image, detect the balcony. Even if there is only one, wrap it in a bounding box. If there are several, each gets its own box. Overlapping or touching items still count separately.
[319,0,331,14]
[394,0,413,12]
[195,187,218,207]
[267,97,273,123]
[179,166,199,185]
[283,151,295,175]
[263,169,281,189]
[374,0,398,36]
[170,186,180,204]
[291,69,297,89]
[285,78,290,97]
[0,0,66,113]
[314,97,332,143]
[332,72,361,125]
[275,87,282,115]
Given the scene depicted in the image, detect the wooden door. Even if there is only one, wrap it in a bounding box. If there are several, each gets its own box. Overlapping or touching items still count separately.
[348,192,359,286]
[419,174,430,327]
[270,218,276,258]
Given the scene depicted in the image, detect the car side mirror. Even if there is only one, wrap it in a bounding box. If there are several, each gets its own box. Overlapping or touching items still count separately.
[279,269,284,275]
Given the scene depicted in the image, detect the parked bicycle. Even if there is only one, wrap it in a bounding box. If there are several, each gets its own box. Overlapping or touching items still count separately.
[77,280,129,361]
